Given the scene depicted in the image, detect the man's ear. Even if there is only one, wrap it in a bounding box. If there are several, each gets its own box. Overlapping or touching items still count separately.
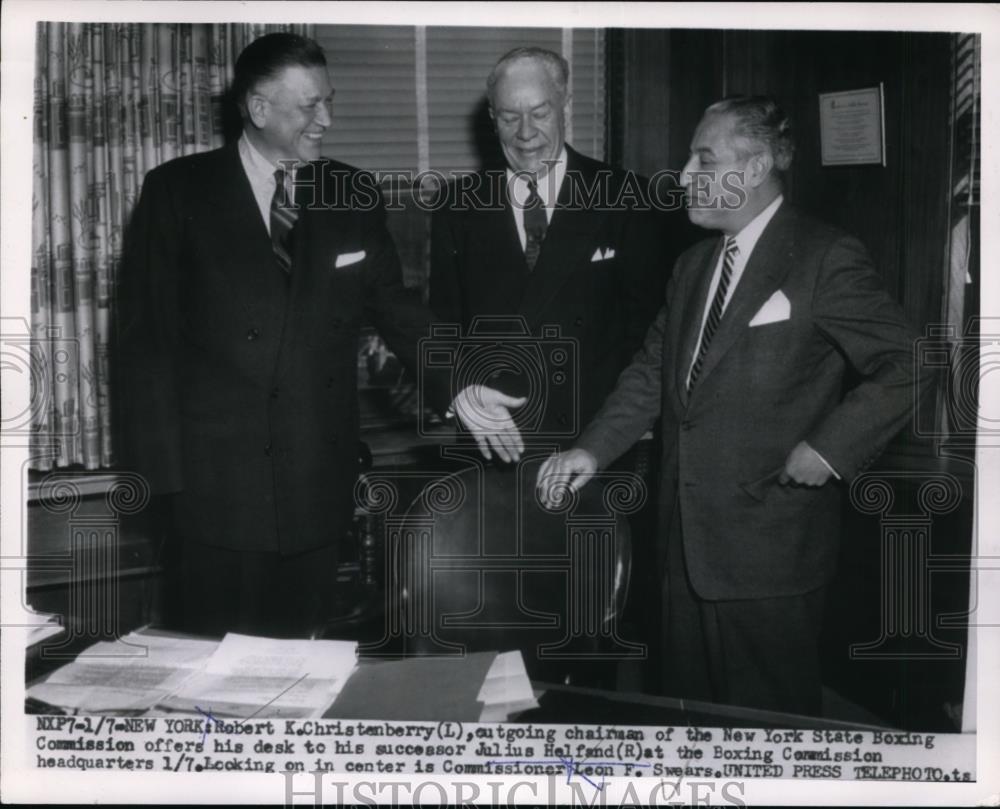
[747,151,774,188]
[246,94,269,129]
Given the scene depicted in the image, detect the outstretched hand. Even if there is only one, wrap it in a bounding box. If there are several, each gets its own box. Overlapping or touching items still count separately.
[451,385,527,462]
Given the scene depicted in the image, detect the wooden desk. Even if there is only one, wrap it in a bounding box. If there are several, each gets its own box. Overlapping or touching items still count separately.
[26,631,886,730]
[525,682,887,730]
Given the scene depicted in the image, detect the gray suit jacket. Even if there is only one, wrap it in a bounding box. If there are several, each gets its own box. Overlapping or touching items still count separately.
[577,203,922,600]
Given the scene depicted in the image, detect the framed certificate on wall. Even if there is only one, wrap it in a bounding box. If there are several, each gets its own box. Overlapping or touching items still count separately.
[819,84,886,166]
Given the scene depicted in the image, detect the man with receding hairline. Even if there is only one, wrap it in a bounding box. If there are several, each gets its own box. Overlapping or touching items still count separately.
[539,96,923,714]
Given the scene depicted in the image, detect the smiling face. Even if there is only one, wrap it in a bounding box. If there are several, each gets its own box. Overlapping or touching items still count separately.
[490,58,568,177]
[245,64,333,165]
[680,110,756,234]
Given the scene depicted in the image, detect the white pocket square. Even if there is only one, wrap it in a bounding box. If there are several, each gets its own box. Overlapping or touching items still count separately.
[749,289,791,326]
[335,250,366,268]
[590,247,616,262]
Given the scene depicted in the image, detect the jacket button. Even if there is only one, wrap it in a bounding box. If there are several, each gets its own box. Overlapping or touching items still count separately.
[247,328,260,341]
[264,443,272,456]
[574,317,584,327]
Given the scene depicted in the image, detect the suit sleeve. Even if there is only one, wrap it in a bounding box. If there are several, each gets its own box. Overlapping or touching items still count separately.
[575,293,670,469]
[428,200,464,326]
[618,204,677,353]
[116,167,184,494]
[804,235,927,481]
[360,184,452,417]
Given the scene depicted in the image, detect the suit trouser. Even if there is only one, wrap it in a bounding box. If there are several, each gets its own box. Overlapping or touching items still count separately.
[661,499,826,716]
[172,534,338,640]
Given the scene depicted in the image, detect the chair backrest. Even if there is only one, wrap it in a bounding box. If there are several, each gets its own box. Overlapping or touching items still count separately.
[391,457,638,679]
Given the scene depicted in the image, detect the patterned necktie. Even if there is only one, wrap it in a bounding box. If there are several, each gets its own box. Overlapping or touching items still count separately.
[523,178,547,271]
[688,237,739,391]
[270,168,298,274]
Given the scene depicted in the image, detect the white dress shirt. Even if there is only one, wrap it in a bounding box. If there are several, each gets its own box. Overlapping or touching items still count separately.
[238,133,297,236]
[506,148,568,251]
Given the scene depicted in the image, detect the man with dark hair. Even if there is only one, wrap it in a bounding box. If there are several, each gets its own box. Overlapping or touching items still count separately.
[118,33,468,637]
[539,96,924,714]
[430,46,680,460]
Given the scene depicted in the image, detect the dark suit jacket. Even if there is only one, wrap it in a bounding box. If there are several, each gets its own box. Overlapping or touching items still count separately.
[118,141,444,555]
[429,145,677,447]
[577,203,922,600]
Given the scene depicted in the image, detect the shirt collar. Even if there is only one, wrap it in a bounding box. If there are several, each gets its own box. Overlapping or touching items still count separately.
[239,132,297,183]
[506,146,569,207]
[730,194,783,258]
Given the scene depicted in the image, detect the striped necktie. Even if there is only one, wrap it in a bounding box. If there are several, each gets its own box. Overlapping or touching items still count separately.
[523,178,547,271]
[688,237,739,391]
[270,168,298,274]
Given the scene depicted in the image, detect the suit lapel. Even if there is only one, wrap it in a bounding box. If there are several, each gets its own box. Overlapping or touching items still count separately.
[284,162,369,339]
[210,143,290,334]
[517,147,607,328]
[687,205,797,391]
[674,239,723,407]
[465,173,528,316]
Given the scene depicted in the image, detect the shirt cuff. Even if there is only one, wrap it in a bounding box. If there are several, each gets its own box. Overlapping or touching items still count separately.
[807,444,841,480]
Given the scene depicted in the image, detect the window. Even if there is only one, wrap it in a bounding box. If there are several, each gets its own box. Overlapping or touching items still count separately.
[935,33,980,447]
[315,25,606,178]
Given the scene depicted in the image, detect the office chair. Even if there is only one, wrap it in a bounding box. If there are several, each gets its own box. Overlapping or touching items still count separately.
[387,456,643,682]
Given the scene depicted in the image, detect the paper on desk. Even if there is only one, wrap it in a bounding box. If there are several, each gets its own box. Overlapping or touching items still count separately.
[160,634,358,719]
[202,633,357,679]
[28,633,218,712]
[477,651,539,722]
[24,607,65,647]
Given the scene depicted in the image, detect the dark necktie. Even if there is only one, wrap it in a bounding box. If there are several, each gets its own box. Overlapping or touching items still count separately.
[270,168,298,274]
[688,237,739,391]
[523,178,547,271]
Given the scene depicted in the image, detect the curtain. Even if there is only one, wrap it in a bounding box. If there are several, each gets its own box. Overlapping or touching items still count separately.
[30,22,312,471]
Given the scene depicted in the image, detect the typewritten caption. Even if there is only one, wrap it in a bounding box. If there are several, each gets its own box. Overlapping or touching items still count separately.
[30,717,974,782]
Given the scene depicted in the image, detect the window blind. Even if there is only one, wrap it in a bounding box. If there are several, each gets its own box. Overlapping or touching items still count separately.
[316,25,419,173]
[315,25,606,178]
[951,33,980,208]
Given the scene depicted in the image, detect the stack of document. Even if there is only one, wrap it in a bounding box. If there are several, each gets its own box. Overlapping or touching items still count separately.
[159,633,358,719]
[477,651,539,722]
[27,631,218,712]
[29,632,532,722]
